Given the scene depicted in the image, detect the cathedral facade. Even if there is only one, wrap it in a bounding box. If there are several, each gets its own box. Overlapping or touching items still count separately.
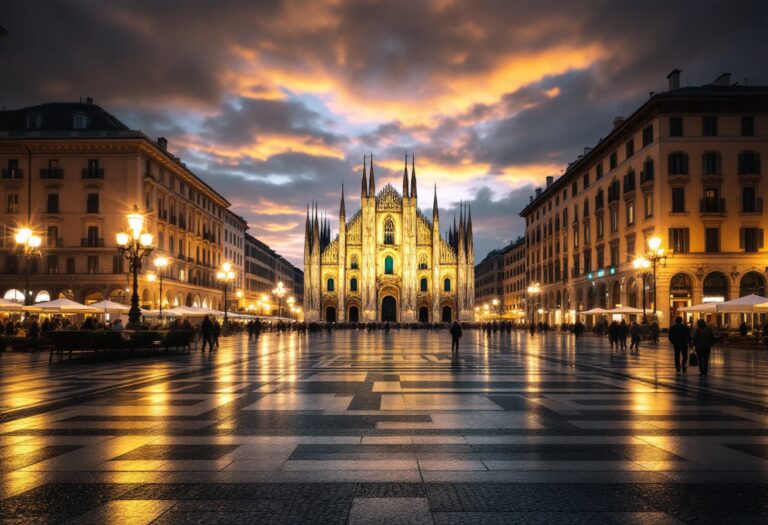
[303,155,475,323]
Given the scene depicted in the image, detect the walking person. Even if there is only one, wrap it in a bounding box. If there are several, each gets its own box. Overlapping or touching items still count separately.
[200,315,215,353]
[619,319,629,350]
[212,319,221,349]
[629,320,641,352]
[668,316,692,375]
[692,319,715,377]
[450,320,463,354]
[608,321,619,351]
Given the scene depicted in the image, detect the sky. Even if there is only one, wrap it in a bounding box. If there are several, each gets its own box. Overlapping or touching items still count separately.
[2,0,767,266]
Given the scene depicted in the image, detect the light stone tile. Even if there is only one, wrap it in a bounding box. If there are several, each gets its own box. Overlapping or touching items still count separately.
[242,393,353,411]
[283,459,418,471]
[418,460,487,471]
[66,500,176,525]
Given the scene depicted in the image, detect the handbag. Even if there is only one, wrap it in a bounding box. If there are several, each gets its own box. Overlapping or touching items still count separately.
[688,350,699,367]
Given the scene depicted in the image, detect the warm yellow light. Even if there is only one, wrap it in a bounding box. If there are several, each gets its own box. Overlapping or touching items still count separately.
[154,256,169,268]
[277,281,284,288]
[236,290,243,298]
[147,273,157,282]
[216,271,225,280]
[127,208,144,239]
[222,261,232,272]
[288,296,295,304]
[139,232,153,247]
[116,232,130,246]
[28,235,41,248]
[492,299,499,306]
[648,236,661,251]
[14,228,32,245]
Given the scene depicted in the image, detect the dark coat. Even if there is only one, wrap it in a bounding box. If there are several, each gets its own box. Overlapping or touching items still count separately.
[450,322,463,340]
[668,323,691,349]
[693,325,715,351]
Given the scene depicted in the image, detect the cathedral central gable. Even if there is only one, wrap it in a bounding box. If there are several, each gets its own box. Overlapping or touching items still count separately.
[376,184,402,211]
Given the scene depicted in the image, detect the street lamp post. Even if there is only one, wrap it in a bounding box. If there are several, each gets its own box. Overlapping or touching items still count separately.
[14,227,42,306]
[526,282,541,324]
[272,281,286,318]
[632,257,652,321]
[644,236,667,319]
[216,261,235,328]
[492,298,501,321]
[153,256,169,324]
[116,206,154,329]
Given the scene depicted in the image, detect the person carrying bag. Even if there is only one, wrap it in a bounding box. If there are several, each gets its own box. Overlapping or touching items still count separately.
[692,319,715,377]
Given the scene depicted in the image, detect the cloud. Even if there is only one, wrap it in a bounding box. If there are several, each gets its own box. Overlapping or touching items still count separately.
[3,0,767,265]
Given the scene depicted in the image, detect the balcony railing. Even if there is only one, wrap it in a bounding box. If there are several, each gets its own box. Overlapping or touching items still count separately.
[40,168,64,179]
[699,198,726,214]
[47,238,63,248]
[1,169,23,179]
[81,168,104,179]
[81,238,105,247]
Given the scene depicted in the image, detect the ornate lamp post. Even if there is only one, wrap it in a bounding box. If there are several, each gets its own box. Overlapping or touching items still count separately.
[632,256,652,321]
[116,206,154,329]
[643,236,667,319]
[272,281,286,318]
[526,282,541,324]
[14,227,42,306]
[152,256,169,324]
[216,261,235,327]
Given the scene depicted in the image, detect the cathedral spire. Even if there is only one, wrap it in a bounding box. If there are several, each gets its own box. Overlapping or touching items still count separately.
[410,153,417,199]
[402,151,409,198]
[305,205,312,251]
[368,153,376,196]
[339,183,345,220]
[466,205,473,252]
[432,184,438,221]
[312,201,320,254]
[361,156,368,199]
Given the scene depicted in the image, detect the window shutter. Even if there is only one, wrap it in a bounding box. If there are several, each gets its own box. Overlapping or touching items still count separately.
[759,229,765,250]
[739,228,745,249]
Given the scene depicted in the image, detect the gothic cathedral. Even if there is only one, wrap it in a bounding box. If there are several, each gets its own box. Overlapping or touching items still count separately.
[303,155,475,323]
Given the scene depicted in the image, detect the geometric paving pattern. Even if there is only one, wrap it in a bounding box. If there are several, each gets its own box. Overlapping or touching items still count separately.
[1,330,767,523]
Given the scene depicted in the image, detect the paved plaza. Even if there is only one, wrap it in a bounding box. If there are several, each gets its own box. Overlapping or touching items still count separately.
[1,330,767,524]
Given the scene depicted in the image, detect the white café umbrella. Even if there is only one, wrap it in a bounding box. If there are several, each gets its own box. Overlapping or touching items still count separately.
[0,298,23,311]
[609,306,645,315]
[715,294,768,313]
[680,303,717,313]
[89,300,131,313]
[580,307,612,315]
[21,298,100,314]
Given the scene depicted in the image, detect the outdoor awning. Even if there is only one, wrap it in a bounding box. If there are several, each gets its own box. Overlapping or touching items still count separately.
[88,300,131,313]
[715,294,768,313]
[680,303,718,313]
[0,298,23,311]
[609,306,645,315]
[21,298,100,314]
[580,307,612,315]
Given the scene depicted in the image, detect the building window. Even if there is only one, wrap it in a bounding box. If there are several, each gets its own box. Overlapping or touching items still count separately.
[743,186,758,213]
[87,255,99,274]
[112,255,124,274]
[65,257,75,274]
[46,226,59,247]
[443,278,451,292]
[583,250,592,273]
[671,188,686,213]
[626,200,635,226]
[46,255,58,274]
[610,209,618,233]
[327,278,335,292]
[420,277,428,292]
[670,117,683,137]
[73,113,89,130]
[47,193,59,214]
[610,244,619,267]
[350,254,359,269]
[571,181,578,196]
[596,216,604,239]
[583,223,590,244]
[741,227,763,253]
[83,193,101,213]
[595,162,603,180]
[573,226,579,248]
[626,238,635,261]
[582,172,589,190]
[419,254,428,270]
[738,151,760,175]
[702,152,721,175]
[625,139,634,159]
[609,151,617,170]
[668,228,690,253]
[702,116,717,137]
[705,228,720,253]
[26,112,42,129]
[741,116,755,137]
[668,152,689,175]
[383,218,395,245]
[644,192,653,218]
[350,277,358,292]
[642,125,653,147]
[384,256,394,274]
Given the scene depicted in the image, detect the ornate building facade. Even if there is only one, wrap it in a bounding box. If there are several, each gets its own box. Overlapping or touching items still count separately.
[304,156,475,323]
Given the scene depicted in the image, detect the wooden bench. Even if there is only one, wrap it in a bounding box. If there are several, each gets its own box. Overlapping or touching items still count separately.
[48,331,98,361]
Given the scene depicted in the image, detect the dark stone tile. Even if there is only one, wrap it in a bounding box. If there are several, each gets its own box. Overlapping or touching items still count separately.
[353,482,425,498]
[0,483,134,522]
[118,483,356,501]
[724,443,768,460]
[0,446,82,472]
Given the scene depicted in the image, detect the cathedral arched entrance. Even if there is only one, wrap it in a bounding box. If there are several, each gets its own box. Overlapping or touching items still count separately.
[442,306,452,323]
[325,306,336,323]
[418,306,429,323]
[348,305,359,323]
[381,296,397,322]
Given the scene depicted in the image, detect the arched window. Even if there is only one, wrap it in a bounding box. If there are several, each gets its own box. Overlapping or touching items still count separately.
[350,277,358,292]
[443,278,451,292]
[350,254,359,269]
[420,278,428,292]
[327,278,335,292]
[384,218,395,244]
[384,256,394,275]
[419,254,428,270]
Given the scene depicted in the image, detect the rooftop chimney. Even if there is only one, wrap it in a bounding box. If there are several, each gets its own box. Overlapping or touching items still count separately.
[85,97,93,105]
[667,69,681,91]
[712,73,731,86]
[546,176,554,187]
[535,187,542,198]
[157,137,168,151]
